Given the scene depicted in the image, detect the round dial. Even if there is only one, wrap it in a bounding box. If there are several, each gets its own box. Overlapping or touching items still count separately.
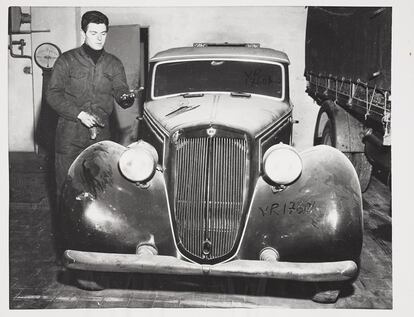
[34,43,61,70]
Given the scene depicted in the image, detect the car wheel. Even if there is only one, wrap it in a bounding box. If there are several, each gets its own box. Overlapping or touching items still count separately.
[311,281,344,303]
[75,270,105,291]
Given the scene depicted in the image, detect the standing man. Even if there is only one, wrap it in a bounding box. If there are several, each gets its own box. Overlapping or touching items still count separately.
[46,10,135,197]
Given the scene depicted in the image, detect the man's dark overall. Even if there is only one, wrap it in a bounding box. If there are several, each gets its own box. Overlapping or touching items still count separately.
[46,44,132,196]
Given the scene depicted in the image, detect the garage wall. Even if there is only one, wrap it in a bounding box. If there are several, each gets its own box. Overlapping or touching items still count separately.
[9,6,318,152]
[8,17,34,151]
[8,7,78,152]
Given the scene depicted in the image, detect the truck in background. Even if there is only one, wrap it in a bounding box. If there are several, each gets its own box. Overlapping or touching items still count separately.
[305,7,391,192]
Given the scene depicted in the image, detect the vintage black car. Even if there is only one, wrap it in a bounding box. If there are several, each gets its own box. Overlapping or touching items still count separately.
[61,43,363,303]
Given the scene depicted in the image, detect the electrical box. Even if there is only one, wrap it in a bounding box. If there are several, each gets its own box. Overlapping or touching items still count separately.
[9,7,31,34]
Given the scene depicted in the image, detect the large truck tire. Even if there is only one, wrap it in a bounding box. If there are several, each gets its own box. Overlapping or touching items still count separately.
[344,152,372,193]
[315,103,372,192]
[321,120,334,146]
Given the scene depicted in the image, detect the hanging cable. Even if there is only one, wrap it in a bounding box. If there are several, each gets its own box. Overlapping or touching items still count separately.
[365,85,376,120]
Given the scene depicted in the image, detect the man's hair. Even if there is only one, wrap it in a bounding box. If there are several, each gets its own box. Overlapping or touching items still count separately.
[81,11,109,32]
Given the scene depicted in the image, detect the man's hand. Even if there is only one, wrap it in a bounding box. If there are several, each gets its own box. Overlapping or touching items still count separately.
[77,111,105,128]
[119,90,136,108]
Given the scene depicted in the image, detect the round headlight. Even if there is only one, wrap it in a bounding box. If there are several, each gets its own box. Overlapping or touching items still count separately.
[263,143,302,185]
[118,141,158,182]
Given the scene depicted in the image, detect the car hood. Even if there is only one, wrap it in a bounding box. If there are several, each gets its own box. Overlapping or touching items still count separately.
[145,94,291,137]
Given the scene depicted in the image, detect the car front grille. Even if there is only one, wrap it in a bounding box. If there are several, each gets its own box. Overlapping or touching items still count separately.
[173,133,248,262]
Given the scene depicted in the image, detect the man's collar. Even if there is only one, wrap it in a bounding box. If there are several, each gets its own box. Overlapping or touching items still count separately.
[81,43,105,55]
[80,43,106,64]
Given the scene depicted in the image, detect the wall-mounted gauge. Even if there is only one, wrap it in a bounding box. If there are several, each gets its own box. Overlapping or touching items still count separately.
[34,42,61,70]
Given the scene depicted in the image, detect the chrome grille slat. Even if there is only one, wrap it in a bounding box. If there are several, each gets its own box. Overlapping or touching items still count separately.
[173,132,247,261]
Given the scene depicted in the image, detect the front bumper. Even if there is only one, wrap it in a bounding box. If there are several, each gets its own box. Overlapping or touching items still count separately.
[64,250,358,282]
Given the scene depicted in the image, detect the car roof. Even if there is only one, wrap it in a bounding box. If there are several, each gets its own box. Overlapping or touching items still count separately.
[150,46,290,64]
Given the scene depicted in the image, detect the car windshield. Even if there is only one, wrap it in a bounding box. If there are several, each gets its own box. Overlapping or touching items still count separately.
[153,60,284,98]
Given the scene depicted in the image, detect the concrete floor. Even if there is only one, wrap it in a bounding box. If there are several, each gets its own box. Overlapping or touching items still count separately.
[9,152,392,309]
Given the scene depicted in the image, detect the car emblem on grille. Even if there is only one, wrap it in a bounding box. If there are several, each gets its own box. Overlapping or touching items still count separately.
[207,127,216,137]
[202,238,212,258]
[172,130,181,144]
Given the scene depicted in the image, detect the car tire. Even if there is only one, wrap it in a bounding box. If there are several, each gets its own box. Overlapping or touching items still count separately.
[75,270,105,291]
[311,282,342,303]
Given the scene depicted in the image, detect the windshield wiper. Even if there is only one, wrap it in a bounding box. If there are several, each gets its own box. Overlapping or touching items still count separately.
[231,91,251,98]
[180,92,205,98]
[166,104,200,117]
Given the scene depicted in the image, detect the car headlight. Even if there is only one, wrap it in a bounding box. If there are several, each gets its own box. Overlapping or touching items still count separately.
[118,140,158,183]
[263,143,302,185]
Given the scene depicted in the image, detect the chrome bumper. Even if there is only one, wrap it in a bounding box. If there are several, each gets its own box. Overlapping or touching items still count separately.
[64,250,358,282]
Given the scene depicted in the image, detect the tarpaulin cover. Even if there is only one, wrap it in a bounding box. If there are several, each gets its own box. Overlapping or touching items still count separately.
[305,7,391,92]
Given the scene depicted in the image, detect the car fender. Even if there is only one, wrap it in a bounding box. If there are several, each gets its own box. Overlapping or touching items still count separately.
[238,145,363,262]
[60,141,175,255]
